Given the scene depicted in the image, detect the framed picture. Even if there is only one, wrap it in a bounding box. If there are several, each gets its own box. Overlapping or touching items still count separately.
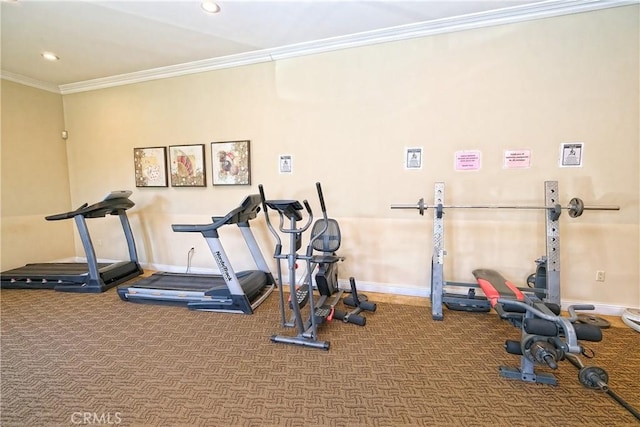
[212,140,251,185]
[169,144,206,187]
[134,146,168,187]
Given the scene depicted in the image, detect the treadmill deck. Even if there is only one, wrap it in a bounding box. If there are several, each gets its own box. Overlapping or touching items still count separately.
[122,270,267,299]
[1,262,143,292]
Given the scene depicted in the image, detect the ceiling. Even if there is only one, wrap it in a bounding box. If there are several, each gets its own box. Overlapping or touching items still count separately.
[0,0,634,93]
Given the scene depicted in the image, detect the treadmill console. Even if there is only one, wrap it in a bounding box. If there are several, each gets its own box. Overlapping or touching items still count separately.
[104,190,133,201]
[266,200,304,221]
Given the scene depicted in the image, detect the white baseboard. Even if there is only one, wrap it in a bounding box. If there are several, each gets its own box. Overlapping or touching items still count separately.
[77,257,637,314]
[337,278,429,298]
[337,278,637,316]
[141,261,215,275]
[54,256,84,263]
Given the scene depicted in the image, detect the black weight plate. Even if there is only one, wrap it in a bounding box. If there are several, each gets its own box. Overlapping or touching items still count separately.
[577,313,611,329]
[578,366,609,389]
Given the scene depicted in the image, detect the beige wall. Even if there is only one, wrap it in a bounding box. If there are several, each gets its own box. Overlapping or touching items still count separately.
[4,6,639,311]
[1,79,74,270]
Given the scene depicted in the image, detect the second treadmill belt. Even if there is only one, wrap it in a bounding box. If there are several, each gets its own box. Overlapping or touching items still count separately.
[127,270,267,298]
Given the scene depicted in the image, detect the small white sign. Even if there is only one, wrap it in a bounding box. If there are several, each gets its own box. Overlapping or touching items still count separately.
[279,155,292,174]
[560,142,583,167]
[405,147,423,169]
[503,149,531,169]
[454,150,481,171]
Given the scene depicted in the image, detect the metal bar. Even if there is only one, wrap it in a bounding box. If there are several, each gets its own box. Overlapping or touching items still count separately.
[581,206,620,211]
[440,205,547,209]
[391,203,619,211]
[74,215,101,284]
[391,203,422,209]
[118,210,139,263]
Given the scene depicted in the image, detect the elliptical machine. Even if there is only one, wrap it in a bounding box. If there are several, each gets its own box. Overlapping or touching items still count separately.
[259,182,373,350]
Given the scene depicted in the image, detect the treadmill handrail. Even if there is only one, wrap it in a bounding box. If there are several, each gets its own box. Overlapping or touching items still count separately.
[172,194,262,234]
[46,197,134,221]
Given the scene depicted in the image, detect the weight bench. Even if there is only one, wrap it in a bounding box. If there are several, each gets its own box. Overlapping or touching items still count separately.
[472,268,603,385]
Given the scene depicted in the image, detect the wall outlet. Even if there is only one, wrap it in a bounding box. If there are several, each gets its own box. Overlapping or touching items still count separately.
[595,270,605,282]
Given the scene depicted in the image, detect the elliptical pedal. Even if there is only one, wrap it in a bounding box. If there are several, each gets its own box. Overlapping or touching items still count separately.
[314,305,334,324]
[289,284,310,309]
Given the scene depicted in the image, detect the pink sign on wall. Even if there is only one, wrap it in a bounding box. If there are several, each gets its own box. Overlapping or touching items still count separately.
[454,150,481,171]
[503,150,531,169]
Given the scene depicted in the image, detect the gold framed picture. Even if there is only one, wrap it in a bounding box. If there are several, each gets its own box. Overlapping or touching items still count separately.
[169,144,206,187]
[212,140,251,186]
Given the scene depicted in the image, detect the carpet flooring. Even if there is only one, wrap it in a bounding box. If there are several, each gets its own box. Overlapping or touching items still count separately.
[1,287,638,426]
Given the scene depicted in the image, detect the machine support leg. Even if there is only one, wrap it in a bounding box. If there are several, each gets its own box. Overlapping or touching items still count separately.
[431,182,445,320]
[544,181,561,306]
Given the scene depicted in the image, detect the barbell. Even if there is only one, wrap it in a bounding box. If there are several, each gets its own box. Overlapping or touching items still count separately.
[391,197,619,218]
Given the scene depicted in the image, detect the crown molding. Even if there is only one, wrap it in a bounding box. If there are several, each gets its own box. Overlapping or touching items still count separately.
[0,70,60,94]
[3,0,636,95]
[58,50,274,95]
[268,0,639,61]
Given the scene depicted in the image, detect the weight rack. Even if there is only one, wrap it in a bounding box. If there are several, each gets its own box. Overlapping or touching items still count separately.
[392,181,619,320]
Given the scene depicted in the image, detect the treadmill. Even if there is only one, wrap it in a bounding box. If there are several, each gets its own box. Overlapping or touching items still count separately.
[1,191,143,293]
[117,194,276,314]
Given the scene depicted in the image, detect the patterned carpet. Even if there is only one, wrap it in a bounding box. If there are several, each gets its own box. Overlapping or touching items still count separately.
[1,287,638,426]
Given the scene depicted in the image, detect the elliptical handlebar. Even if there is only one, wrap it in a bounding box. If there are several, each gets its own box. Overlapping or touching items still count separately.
[307,182,329,255]
[259,185,321,236]
[279,200,313,234]
[259,184,282,253]
[259,182,332,254]
[316,182,327,215]
[259,185,314,241]
[258,185,275,230]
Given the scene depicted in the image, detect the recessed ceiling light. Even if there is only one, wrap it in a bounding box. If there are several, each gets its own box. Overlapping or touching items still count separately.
[201,1,220,14]
[41,51,60,61]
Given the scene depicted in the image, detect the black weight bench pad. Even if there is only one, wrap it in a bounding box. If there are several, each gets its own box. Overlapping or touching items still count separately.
[472,268,525,308]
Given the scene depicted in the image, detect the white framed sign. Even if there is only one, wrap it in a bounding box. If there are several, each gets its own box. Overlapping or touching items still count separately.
[279,155,292,174]
[560,142,583,167]
[405,147,423,170]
